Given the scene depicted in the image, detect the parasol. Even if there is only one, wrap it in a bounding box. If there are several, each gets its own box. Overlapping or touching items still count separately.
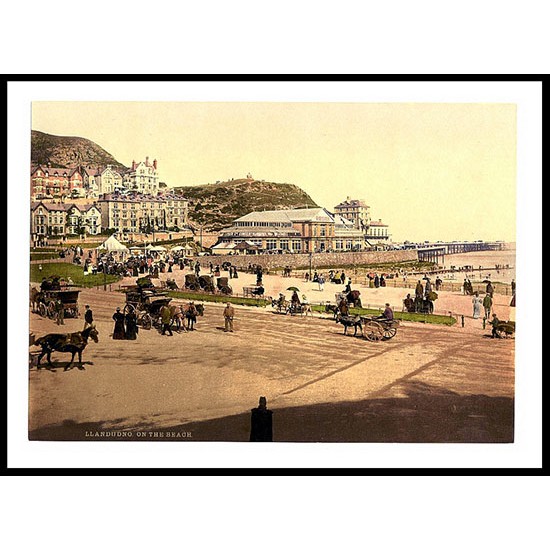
[287,286,300,291]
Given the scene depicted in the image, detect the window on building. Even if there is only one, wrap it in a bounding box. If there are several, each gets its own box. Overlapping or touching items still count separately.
[266,239,277,250]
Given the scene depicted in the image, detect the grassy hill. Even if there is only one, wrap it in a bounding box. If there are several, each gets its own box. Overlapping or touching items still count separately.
[31,130,127,170]
[173,178,319,231]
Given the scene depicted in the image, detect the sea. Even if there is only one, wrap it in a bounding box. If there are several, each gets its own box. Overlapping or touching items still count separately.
[435,244,516,284]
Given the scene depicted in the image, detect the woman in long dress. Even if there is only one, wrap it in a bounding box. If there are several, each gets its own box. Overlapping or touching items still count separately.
[472,292,483,319]
[125,310,138,340]
[112,307,126,339]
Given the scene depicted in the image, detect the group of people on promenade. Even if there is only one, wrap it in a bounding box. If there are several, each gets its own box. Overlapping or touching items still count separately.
[110,301,236,337]
[87,252,202,279]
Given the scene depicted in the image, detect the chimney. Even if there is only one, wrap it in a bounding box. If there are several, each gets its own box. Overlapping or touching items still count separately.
[145,156,149,166]
[153,159,157,169]
[132,160,136,170]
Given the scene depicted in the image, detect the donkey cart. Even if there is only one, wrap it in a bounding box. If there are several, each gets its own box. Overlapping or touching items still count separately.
[360,316,400,341]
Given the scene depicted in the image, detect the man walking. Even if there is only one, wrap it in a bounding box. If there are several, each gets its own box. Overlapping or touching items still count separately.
[83,304,94,330]
[223,302,235,332]
[160,304,173,336]
[482,293,493,320]
[318,273,325,291]
[55,298,64,325]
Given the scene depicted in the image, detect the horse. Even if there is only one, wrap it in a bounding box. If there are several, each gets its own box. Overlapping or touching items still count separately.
[32,326,99,371]
[325,296,351,319]
[30,285,42,313]
[271,298,290,314]
[288,301,313,317]
[296,303,313,317]
[335,313,363,336]
[324,303,340,319]
[169,303,205,331]
[346,290,362,308]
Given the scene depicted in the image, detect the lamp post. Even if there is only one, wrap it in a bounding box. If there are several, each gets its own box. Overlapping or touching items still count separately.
[309,249,313,279]
[101,257,107,291]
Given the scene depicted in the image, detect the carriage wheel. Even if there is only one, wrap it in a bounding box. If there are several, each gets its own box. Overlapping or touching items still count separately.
[38,302,48,318]
[382,327,397,340]
[139,312,152,330]
[363,321,382,341]
[123,303,136,315]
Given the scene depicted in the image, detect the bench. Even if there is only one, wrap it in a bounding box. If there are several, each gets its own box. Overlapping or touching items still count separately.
[243,286,264,298]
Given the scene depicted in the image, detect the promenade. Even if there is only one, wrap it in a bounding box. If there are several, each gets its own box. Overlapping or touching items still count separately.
[115,265,515,330]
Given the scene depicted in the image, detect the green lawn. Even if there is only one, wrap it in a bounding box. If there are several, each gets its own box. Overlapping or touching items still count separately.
[162,289,456,325]
[166,290,271,308]
[310,304,456,326]
[30,252,59,261]
[30,262,120,288]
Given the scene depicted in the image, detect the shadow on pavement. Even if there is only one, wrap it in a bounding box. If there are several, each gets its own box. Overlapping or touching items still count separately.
[29,380,513,443]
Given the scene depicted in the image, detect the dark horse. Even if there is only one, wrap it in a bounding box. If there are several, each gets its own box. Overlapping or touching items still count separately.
[33,326,99,371]
[335,313,363,336]
[346,290,362,308]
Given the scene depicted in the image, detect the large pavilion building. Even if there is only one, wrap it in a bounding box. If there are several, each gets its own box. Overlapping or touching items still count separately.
[213,207,365,254]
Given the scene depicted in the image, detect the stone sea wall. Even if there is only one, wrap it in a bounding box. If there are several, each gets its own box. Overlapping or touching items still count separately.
[198,249,418,270]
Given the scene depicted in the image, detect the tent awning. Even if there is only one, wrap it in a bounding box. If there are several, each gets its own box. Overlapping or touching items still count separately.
[97,235,128,251]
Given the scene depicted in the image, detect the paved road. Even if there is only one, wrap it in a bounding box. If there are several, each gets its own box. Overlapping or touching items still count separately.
[28,287,515,442]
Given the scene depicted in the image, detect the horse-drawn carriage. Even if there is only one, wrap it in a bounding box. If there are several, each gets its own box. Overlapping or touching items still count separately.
[33,288,81,319]
[123,286,171,329]
[270,295,312,316]
[198,275,216,293]
[217,276,233,295]
[185,273,201,291]
[414,296,435,314]
[494,320,516,338]
[360,316,400,341]
[412,291,437,314]
[335,313,400,341]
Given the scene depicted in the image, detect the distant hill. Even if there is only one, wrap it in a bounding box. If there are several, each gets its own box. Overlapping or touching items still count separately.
[173,178,319,232]
[31,130,127,170]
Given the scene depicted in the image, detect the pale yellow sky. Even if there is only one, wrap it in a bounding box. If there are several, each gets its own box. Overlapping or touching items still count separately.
[32,101,516,243]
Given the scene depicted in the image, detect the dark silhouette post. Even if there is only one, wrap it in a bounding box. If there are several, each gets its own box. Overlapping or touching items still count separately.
[250,396,273,442]
[102,257,107,291]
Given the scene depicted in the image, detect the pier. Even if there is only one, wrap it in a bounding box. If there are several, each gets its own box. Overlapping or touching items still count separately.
[416,241,505,263]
